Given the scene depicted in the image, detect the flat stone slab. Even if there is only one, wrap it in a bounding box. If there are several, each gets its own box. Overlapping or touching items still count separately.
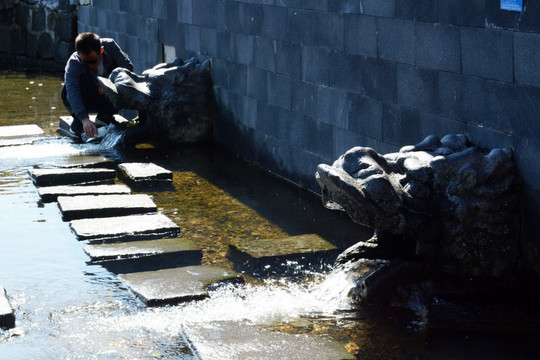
[229,234,340,275]
[38,184,131,203]
[58,194,157,221]
[70,213,180,242]
[0,287,15,330]
[28,168,116,187]
[0,124,44,138]
[0,137,41,148]
[183,321,355,360]
[117,162,173,188]
[121,266,244,306]
[40,155,117,169]
[83,237,201,262]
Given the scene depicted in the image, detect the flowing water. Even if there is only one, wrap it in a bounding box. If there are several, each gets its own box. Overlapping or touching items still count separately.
[1,72,538,359]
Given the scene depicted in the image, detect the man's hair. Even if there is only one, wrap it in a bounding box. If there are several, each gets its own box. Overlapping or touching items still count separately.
[75,33,101,55]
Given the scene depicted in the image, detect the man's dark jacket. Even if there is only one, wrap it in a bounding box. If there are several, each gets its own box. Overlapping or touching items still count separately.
[64,38,133,121]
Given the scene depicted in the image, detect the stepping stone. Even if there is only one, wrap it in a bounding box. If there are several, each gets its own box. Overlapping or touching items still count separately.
[83,237,201,262]
[229,234,340,276]
[40,155,117,169]
[117,162,173,189]
[58,194,157,221]
[121,266,244,306]
[28,168,116,187]
[0,137,41,148]
[0,287,15,330]
[38,184,131,203]
[183,321,355,360]
[58,114,130,139]
[70,213,180,242]
[0,124,44,138]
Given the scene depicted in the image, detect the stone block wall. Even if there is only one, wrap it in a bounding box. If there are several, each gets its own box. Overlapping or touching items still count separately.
[78,0,540,275]
[0,0,78,71]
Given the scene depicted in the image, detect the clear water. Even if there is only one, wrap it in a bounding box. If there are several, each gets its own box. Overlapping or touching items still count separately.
[1,72,539,360]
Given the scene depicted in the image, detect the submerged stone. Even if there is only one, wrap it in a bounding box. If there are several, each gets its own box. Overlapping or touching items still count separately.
[58,194,157,221]
[38,184,131,203]
[0,124,44,138]
[69,213,180,242]
[28,168,116,187]
[183,321,355,360]
[229,234,340,276]
[83,237,201,262]
[121,266,244,306]
[0,287,15,330]
[117,162,173,188]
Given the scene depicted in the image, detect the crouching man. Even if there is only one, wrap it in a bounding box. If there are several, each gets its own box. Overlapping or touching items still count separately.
[61,32,133,139]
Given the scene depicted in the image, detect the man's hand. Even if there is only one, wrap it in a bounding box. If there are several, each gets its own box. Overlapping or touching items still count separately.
[81,117,98,138]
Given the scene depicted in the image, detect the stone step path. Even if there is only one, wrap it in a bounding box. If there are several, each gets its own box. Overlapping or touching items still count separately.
[58,194,157,221]
[183,321,355,360]
[83,237,201,262]
[58,114,129,139]
[0,287,15,330]
[38,184,131,203]
[117,162,173,189]
[228,234,340,275]
[0,124,45,148]
[29,168,116,187]
[40,155,117,169]
[121,266,244,306]
[70,213,180,242]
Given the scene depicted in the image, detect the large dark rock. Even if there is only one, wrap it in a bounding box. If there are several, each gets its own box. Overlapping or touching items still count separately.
[98,56,215,145]
[0,287,15,330]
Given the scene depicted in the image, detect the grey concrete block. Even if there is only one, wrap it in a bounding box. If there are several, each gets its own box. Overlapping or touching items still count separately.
[217,31,233,61]
[344,14,377,58]
[420,112,466,139]
[382,104,422,146]
[438,71,462,119]
[330,53,397,103]
[261,5,287,40]
[277,108,306,147]
[70,213,180,242]
[416,22,460,73]
[333,127,368,159]
[268,73,292,110]
[317,86,348,128]
[28,168,116,187]
[377,17,415,65]
[254,36,276,72]
[121,266,243,306]
[287,9,343,50]
[438,0,485,27]
[58,194,157,221]
[396,0,437,22]
[514,139,540,194]
[347,93,383,140]
[117,162,172,188]
[84,237,201,262]
[212,58,230,89]
[229,93,257,129]
[193,0,225,29]
[277,0,328,11]
[185,24,201,53]
[151,0,166,19]
[397,64,438,112]
[362,0,395,17]
[461,27,513,83]
[200,26,217,57]
[276,40,301,79]
[255,102,280,138]
[229,62,248,95]
[514,32,540,88]
[145,17,159,42]
[305,118,335,156]
[301,45,330,85]
[247,66,268,101]
[234,33,254,66]
[38,184,131,203]
[291,79,319,118]
[158,20,185,50]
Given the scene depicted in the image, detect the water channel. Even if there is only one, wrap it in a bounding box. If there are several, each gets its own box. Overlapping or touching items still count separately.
[1,72,538,359]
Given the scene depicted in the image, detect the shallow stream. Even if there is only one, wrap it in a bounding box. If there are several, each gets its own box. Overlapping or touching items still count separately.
[1,72,538,359]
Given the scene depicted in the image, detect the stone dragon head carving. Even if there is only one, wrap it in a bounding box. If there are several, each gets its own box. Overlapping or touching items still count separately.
[98,56,214,144]
[316,134,521,279]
